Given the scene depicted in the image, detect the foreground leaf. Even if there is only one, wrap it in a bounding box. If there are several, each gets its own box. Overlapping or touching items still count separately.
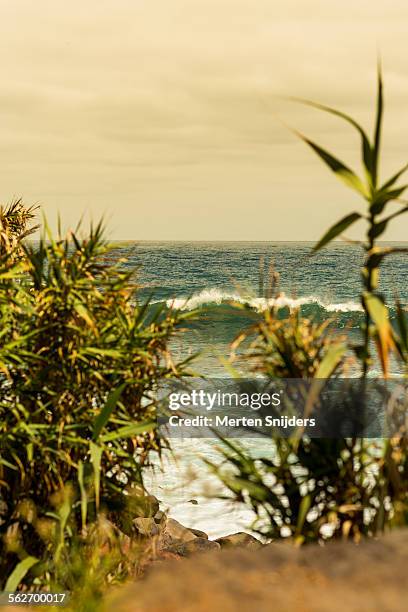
[364,292,395,377]
[5,557,39,591]
[90,442,103,510]
[372,63,383,187]
[293,98,373,182]
[296,132,368,197]
[93,383,127,440]
[100,421,156,442]
[313,212,362,252]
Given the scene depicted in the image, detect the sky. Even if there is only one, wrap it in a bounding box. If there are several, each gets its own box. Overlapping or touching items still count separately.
[0,0,408,240]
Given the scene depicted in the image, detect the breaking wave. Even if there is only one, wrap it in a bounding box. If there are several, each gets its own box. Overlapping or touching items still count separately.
[161,288,364,314]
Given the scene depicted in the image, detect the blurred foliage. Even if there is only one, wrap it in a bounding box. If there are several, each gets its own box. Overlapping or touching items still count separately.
[0,199,38,258]
[294,63,408,376]
[4,485,144,612]
[209,435,408,545]
[0,210,193,588]
[232,309,346,379]
[210,67,408,545]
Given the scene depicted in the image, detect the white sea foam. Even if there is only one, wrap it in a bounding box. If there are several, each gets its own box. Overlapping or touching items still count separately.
[163,288,363,313]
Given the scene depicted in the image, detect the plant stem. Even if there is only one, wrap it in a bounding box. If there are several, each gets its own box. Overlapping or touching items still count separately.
[362,213,376,378]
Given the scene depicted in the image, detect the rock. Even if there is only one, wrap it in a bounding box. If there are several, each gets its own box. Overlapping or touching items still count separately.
[216,532,262,550]
[133,517,160,537]
[163,541,189,556]
[184,538,221,555]
[154,510,166,524]
[163,518,197,543]
[189,528,208,539]
[166,537,221,557]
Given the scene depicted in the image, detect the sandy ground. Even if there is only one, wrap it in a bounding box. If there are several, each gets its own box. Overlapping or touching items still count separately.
[108,529,408,612]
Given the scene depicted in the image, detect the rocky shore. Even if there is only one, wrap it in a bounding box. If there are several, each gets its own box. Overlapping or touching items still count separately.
[127,491,261,562]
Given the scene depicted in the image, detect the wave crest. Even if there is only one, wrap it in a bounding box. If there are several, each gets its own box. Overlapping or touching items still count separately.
[164,289,363,314]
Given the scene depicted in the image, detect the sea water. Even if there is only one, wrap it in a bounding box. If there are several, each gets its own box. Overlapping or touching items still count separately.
[118,241,408,537]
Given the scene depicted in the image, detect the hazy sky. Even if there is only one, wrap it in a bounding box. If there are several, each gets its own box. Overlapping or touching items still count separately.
[0,0,408,240]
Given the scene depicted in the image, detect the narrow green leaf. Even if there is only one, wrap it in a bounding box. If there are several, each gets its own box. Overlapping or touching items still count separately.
[77,461,87,529]
[296,495,311,535]
[313,212,362,252]
[293,98,373,180]
[73,301,97,334]
[90,442,102,510]
[304,344,347,418]
[380,164,408,192]
[364,293,388,327]
[368,220,387,241]
[296,132,368,197]
[54,488,72,563]
[0,458,18,470]
[373,62,383,187]
[134,295,154,326]
[314,344,347,379]
[100,421,156,442]
[83,347,122,359]
[368,206,408,240]
[370,185,408,215]
[396,299,408,353]
[383,205,408,222]
[57,490,72,534]
[364,292,395,376]
[93,383,127,440]
[26,443,33,462]
[5,556,39,591]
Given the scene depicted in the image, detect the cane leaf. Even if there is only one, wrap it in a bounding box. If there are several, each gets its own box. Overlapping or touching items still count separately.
[313,212,362,252]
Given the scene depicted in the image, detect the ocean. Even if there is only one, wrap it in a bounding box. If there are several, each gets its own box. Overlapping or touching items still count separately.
[118,241,408,537]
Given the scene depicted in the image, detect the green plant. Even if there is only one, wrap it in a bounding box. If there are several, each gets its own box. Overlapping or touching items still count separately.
[293,64,408,376]
[231,308,346,379]
[0,199,38,258]
[0,214,193,587]
[4,486,144,611]
[209,437,387,544]
[210,68,408,544]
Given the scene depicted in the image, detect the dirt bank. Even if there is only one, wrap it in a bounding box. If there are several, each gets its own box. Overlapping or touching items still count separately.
[108,529,408,612]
